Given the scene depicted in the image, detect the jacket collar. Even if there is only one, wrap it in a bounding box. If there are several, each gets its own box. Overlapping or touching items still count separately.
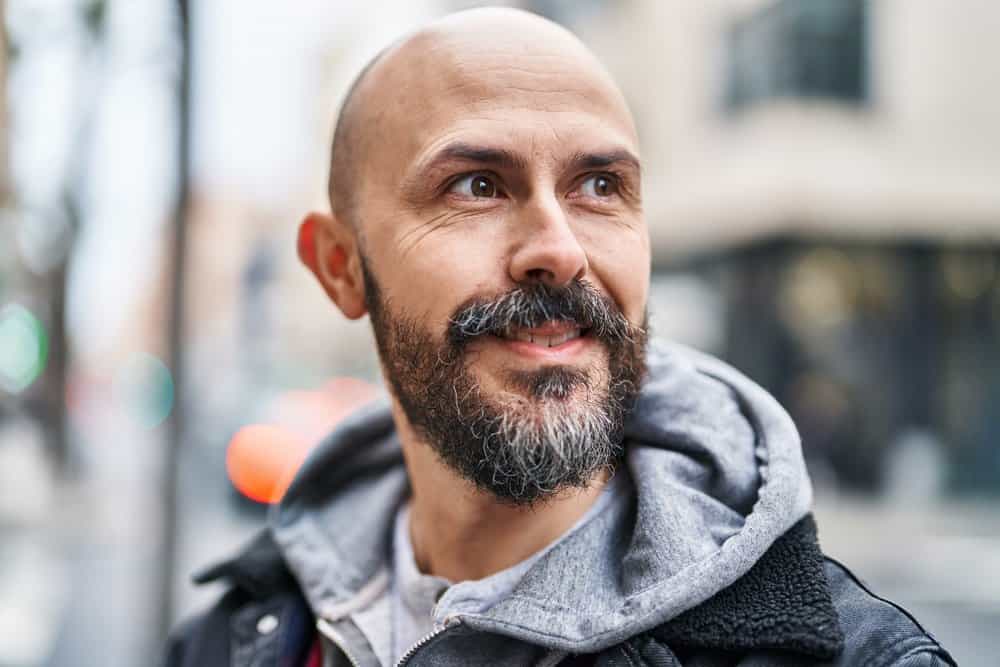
[193,529,296,598]
[196,514,843,661]
[654,514,844,660]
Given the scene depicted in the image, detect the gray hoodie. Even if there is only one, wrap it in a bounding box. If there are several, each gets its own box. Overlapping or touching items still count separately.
[270,342,813,665]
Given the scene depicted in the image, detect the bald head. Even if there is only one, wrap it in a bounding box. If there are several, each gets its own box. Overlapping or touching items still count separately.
[326,46,390,226]
[326,7,637,229]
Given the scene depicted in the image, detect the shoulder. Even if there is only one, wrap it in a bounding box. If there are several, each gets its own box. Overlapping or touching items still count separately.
[822,555,956,667]
[163,530,314,667]
[647,515,957,666]
[164,587,250,667]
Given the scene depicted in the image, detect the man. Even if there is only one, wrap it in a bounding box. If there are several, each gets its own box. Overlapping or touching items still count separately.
[166,8,955,666]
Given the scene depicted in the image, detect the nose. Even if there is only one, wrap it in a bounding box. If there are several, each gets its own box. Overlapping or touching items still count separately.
[508,198,588,287]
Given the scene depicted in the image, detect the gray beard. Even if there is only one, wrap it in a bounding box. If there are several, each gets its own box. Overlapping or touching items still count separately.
[437,361,630,504]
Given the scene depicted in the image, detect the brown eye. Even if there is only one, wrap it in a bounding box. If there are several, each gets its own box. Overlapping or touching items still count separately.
[450,174,498,198]
[581,174,617,198]
[473,176,495,197]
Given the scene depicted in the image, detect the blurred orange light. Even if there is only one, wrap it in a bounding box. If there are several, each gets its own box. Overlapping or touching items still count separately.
[225,377,379,504]
[226,424,310,504]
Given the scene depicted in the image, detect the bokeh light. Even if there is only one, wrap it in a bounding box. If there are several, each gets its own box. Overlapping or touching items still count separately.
[779,248,859,335]
[227,378,379,504]
[113,353,175,429]
[226,424,310,505]
[0,303,49,394]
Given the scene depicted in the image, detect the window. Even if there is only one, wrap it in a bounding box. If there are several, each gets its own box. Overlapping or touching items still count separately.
[725,0,868,111]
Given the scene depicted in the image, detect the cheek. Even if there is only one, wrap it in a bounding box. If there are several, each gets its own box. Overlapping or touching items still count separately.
[580,225,650,325]
[377,225,508,325]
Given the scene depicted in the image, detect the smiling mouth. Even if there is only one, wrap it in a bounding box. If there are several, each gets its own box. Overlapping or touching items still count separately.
[493,322,592,349]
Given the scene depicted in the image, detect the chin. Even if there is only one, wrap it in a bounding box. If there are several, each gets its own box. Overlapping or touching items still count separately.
[487,364,599,405]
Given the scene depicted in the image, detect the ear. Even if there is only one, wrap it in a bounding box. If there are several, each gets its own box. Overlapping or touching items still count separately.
[297,212,368,319]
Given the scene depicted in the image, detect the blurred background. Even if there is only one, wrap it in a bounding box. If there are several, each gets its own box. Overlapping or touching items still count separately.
[0,0,997,665]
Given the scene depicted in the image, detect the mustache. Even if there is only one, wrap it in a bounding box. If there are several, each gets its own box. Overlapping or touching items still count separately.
[447,280,638,347]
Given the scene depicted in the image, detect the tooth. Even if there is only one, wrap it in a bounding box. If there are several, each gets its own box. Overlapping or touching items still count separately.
[507,329,585,346]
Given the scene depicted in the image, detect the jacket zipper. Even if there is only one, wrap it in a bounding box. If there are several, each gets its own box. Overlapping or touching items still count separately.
[394,616,460,667]
[317,615,461,667]
[316,617,363,667]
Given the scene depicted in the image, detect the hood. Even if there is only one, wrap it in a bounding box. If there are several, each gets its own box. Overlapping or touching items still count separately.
[270,341,813,654]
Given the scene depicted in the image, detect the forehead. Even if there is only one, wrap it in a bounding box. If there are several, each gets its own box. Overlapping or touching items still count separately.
[365,30,639,169]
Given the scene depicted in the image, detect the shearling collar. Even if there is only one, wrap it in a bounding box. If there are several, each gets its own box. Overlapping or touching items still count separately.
[653,514,844,660]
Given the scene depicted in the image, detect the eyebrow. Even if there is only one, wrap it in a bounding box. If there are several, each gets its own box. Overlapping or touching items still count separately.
[419,142,530,173]
[566,148,642,174]
[414,142,641,177]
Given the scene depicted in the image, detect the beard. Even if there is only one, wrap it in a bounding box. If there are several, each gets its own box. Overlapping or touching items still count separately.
[361,257,648,506]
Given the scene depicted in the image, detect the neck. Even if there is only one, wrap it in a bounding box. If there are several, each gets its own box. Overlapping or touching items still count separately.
[392,403,610,582]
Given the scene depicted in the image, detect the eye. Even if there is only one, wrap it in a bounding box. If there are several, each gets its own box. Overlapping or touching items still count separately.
[579,173,618,198]
[449,173,499,198]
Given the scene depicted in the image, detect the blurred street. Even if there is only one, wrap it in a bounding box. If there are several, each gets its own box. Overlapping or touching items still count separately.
[815,493,1000,667]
